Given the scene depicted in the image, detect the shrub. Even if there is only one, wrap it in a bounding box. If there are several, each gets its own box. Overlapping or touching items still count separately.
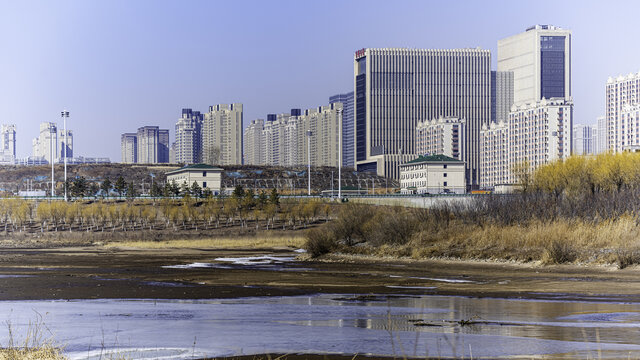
[329,204,374,246]
[544,239,577,264]
[366,207,418,247]
[616,247,640,269]
[304,227,336,258]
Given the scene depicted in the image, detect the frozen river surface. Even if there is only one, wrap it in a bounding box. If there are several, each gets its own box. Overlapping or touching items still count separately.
[1,294,640,359]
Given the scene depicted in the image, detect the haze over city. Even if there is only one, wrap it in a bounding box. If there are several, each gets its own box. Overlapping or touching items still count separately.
[1,0,638,160]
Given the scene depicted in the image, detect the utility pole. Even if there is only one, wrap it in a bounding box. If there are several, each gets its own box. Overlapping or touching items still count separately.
[61,110,69,201]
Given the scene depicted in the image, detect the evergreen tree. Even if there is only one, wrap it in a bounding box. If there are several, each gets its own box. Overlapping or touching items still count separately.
[190,181,202,198]
[114,176,127,198]
[101,178,112,197]
[232,185,245,199]
[269,188,280,206]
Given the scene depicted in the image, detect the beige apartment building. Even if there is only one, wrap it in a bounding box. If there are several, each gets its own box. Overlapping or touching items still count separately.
[415,117,465,161]
[202,103,243,165]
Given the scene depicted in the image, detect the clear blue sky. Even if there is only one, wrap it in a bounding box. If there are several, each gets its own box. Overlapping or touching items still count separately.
[1,0,638,160]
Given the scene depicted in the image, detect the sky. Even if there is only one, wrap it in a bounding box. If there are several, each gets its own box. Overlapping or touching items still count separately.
[1,0,640,160]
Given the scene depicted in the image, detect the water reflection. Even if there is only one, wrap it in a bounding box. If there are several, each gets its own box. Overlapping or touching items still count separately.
[0,294,638,359]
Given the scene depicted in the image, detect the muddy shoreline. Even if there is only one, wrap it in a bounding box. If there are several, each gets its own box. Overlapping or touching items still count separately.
[0,246,638,302]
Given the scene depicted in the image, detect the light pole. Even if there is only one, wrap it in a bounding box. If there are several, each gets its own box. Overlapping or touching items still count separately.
[331,171,334,197]
[306,130,313,196]
[338,110,342,200]
[61,110,69,201]
[50,125,55,198]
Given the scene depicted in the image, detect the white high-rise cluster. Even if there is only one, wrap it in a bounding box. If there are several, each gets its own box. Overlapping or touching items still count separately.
[32,122,73,164]
[243,103,343,168]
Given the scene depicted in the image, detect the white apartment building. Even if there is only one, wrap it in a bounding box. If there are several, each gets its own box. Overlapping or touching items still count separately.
[136,126,161,164]
[498,25,571,104]
[573,124,594,155]
[480,98,573,188]
[354,48,491,185]
[174,109,203,164]
[59,129,73,159]
[32,122,57,163]
[615,104,640,152]
[254,103,343,168]
[415,117,465,161]
[480,121,509,189]
[605,73,640,153]
[596,116,607,154]
[244,119,265,165]
[399,155,466,194]
[121,133,137,164]
[0,125,16,165]
[202,104,243,165]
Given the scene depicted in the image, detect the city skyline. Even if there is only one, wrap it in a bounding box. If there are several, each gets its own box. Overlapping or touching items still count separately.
[2,0,639,160]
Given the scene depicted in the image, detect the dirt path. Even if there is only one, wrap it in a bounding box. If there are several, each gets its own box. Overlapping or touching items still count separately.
[0,246,638,302]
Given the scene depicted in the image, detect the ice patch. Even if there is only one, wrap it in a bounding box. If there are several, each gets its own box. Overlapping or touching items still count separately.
[294,248,307,253]
[213,255,295,265]
[386,286,437,290]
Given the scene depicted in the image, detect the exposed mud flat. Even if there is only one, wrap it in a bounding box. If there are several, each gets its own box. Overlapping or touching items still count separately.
[0,246,638,301]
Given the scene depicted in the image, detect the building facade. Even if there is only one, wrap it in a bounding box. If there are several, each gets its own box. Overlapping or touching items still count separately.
[165,164,223,194]
[480,121,509,188]
[121,133,137,164]
[174,109,203,164]
[415,117,465,160]
[605,73,640,153]
[329,91,354,168]
[480,98,573,188]
[202,103,243,165]
[497,25,572,104]
[0,125,16,164]
[59,129,73,159]
[573,123,594,155]
[596,115,607,154]
[32,122,57,163]
[491,71,514,123]
[399,154,466,194]
[354,48,491,185]
[137,126,160,164]
[243,119,265,165]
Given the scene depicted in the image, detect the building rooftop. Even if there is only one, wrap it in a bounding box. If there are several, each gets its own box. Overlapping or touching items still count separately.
[401,154,463,165]
[166,163,224,175]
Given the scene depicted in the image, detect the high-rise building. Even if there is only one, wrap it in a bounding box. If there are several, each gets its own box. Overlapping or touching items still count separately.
[0,125,16,164]
[58,129,73,159]
[498,25,572,104]
[32,122,58,163]
[354,48,491,184]
[136,126,169,164]
[121,133,137,164]
[416,117,466,161]
[249,103,343,168]
[174,109,203,165]
[244,119,265,165]
[158,129,170,163]
[605,73,640,153]
[573,124,594,155]
[480,98,573,188]
[329,92,354,168]
[480,121,509,188]
[596,116,607,154]
[491,71,514,123]
[202,103,243,165]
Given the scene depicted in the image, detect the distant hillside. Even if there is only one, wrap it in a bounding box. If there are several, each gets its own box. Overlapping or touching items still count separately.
[0,163,398,195]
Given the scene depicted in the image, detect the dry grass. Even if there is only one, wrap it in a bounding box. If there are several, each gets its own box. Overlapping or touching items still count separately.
[340,216,640,266]
[105,235,306,250]
[0,347,65,360]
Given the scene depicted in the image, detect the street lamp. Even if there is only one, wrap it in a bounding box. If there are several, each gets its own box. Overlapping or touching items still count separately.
[50,125,55,198]
[61,110,69,201]
[306,130,313,196]
[338,109,342,200]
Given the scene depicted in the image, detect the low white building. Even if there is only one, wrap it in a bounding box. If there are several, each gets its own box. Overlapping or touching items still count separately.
[399,155,466,194]
[165,164,223,194]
